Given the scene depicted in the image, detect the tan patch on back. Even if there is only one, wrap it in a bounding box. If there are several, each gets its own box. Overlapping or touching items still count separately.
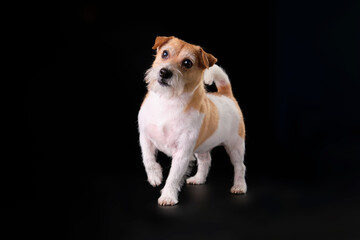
[238,107,246,139]
[231,97,246,139]
[195,99,219,149]
[209,82,233,98]
[217,84,233,97]
[184,82,205,112]
[209,84,245,139]
[184,86,219,150]
[226,96,245,139]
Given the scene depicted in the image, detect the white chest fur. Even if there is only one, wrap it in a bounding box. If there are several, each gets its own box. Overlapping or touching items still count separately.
[138,92,203,156]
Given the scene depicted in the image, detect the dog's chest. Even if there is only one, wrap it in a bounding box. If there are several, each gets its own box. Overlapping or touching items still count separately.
[139,93,201,155]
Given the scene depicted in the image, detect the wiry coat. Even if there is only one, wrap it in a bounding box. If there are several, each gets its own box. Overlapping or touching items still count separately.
[138,37,246,205]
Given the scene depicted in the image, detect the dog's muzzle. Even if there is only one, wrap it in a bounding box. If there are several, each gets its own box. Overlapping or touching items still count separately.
[158,68,172,86]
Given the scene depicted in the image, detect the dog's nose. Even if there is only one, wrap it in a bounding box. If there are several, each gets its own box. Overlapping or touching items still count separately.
[159,68,173,79]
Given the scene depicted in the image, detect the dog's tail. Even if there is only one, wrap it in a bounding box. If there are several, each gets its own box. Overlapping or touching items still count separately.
[203,64,233,97]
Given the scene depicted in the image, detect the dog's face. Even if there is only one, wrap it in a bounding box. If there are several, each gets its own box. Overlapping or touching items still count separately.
[145,36,217,97]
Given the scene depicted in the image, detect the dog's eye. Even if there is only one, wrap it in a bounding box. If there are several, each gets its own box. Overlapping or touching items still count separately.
[182,59,193,69]
[162,50,169,59]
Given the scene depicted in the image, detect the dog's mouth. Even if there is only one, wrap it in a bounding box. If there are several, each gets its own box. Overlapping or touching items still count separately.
[158,78,170,87]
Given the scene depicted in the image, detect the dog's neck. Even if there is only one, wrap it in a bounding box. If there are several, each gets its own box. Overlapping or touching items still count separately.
[184,83,206,112]
[149,81,207,113]
[150,89,193,107]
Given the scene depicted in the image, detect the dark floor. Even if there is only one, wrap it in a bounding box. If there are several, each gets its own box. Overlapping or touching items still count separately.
[119,177,360,240]
[4,154,359,240]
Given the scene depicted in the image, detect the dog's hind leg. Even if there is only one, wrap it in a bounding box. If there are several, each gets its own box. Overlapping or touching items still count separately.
[186,152,211,185]
[224,136,247,194]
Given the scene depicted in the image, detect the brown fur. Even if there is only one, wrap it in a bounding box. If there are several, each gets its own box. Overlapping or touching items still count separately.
[231,98,246,139]
[199,48,217,69]
[151,36,217,97]
[152,36,174,50]
[184,86,219,150]
[238,110,246,139]
[209,84,245,139]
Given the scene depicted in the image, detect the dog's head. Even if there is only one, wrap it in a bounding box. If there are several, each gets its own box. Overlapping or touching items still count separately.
[145,36,217,97]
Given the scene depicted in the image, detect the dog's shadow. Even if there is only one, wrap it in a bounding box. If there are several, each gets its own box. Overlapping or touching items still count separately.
[155,182,248,219]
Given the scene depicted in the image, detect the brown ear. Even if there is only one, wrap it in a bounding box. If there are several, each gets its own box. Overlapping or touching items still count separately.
[199,48,217,69]
[152,36,174,50]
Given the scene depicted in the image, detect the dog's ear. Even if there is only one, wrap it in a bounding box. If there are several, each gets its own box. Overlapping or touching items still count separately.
[199,48,217,69]
[152,36,174,50]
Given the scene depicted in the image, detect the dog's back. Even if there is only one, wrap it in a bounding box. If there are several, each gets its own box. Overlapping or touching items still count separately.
[204,65,245,139]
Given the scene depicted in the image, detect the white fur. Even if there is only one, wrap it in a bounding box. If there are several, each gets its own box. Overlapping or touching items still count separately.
[194,94,241,153]
[138,64,246,206]
[145,63,185,98]
[203,64,230,86]
[138,92,203,205]
[188,93,246,192]
[139,92,203,157]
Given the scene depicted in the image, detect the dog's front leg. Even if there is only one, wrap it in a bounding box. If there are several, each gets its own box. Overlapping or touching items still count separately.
[158,145,194,206]
[139,133,162,187]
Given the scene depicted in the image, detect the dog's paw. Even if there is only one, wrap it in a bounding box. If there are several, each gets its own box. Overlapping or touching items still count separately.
[158,194,178,206]
[147,164,163,187]
[230,183,247,194]
[186,176,206,185]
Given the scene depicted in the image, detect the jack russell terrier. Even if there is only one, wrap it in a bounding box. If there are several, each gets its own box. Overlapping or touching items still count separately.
[138,36,246,206]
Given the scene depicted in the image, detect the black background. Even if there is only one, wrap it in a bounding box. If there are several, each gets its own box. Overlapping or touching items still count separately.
[3,1,360,239]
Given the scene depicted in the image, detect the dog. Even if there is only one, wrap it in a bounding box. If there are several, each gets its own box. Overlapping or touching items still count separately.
[138,36,246,206]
